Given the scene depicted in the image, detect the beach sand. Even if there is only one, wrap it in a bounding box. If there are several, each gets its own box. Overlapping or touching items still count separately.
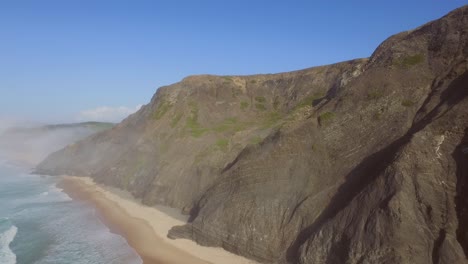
[59,176,257,264]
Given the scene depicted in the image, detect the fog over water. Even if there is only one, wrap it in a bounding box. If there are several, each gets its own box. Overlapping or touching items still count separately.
[0,120,141,264]
[0,121,109,167]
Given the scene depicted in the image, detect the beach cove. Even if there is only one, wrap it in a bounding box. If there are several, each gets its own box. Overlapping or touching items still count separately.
[59,176,257,264]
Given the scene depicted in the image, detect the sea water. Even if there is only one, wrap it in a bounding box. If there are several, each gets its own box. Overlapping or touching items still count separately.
[0,160,142,264]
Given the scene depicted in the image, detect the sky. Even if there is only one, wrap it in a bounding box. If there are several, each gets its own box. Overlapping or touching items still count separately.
[0,0,466,124]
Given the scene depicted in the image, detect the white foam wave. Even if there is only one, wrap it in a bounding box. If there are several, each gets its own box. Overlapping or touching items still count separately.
[0,225,18,264]
[48,184,72,201]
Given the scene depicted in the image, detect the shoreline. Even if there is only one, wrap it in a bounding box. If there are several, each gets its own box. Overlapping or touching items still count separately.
[58,176,257,264]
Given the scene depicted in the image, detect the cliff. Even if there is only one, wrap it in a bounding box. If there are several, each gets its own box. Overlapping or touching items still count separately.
[36,6,468,264]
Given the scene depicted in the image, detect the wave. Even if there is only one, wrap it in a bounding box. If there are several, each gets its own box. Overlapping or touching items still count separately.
[0,165,140,264]
[0,224,18,264]
[48,183,72,201]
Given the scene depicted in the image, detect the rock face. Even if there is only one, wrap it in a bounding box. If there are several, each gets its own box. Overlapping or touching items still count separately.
[36,6,468,264]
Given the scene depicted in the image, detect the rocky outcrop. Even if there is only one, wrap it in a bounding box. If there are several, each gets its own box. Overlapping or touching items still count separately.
[36,6,468,264]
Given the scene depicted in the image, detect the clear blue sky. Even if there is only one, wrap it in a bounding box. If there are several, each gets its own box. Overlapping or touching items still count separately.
[0,0,466,123]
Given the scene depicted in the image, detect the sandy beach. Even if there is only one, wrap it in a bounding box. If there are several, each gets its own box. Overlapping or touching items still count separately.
[58,176,257,264]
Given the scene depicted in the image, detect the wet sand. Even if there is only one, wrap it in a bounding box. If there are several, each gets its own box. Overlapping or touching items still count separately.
[59,176,256,264]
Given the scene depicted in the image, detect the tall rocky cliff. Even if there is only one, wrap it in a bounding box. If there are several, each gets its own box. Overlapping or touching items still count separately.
[36,6,468,264]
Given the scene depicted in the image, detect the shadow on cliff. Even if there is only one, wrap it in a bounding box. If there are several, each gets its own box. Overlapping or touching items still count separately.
[286,71,468,263]
[455,128,468,257]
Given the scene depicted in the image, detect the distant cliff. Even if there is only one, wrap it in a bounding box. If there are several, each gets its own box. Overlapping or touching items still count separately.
[37,6,468,264]
[0,122,113,166]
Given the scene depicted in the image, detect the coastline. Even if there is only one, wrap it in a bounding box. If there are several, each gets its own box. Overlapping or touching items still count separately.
[58,176,257,264]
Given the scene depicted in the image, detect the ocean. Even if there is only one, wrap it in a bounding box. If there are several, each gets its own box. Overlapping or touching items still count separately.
[0,160,142,264]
